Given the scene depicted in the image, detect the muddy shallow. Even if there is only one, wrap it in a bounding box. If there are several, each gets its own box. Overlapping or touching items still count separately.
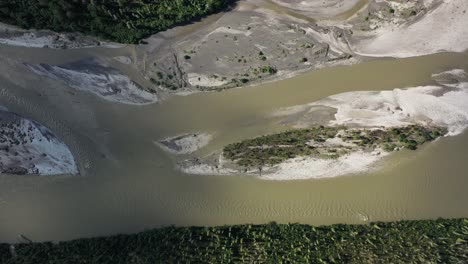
[0,43,467,242]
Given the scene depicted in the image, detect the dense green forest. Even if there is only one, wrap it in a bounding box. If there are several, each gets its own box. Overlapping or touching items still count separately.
[0,0,235,43]
[1,219,467,263]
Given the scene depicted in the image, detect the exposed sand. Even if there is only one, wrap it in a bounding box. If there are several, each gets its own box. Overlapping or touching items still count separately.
[275,69,468,136]
[140,0,468,95]
[0,108,78,175]
[351,0,468,57]
[260,149,387,180]
[180,159,238,175]
[140,0,356,93]
[26,59,158,105]
[187,73,229,88]
[270,0,364,19]
[113,56,133,65]
[157,133,213,155]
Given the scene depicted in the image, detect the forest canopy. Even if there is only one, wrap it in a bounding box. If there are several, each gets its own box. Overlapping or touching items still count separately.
[0,0,234,43]
[1,219,467,263]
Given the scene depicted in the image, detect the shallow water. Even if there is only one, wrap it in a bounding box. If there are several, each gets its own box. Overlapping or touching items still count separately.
[0,44,467,242]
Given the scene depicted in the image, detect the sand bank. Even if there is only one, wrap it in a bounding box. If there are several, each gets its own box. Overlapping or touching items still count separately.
[156,133,212,155]
[270,0,364,19]
[259,149,386,180]
[0,107,78,175]
[26,59,158,105]
[350,0,468,57]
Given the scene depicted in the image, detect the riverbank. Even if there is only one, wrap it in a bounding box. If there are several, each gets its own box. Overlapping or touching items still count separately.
[1,218,466,263]
[140,0,468,95]
[349,0,468,58]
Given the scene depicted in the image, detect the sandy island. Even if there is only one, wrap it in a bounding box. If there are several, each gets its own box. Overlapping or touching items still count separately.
[156,133,213,155]
[0,107,78,175]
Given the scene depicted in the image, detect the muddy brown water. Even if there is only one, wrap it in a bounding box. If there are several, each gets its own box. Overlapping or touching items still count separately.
[0,43,467,242]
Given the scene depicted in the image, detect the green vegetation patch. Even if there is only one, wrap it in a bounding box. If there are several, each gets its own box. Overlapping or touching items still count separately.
[1,219,467,263]
[223,125,447,168]
[0,0,235,44]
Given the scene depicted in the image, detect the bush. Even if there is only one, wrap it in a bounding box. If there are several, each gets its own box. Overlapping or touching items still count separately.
[260,66,277,74]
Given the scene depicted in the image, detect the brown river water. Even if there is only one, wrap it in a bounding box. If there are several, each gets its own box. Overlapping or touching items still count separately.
[0,43,467,242]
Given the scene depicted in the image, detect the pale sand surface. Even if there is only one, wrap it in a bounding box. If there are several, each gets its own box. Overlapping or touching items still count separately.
[351,0,468,57]
[0,107,77,175]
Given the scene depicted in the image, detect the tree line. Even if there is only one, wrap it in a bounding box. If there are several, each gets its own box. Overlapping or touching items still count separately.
[1,218,467,263]
[0,0,235,43]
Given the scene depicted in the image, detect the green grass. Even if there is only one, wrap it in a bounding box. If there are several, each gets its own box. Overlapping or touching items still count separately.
[1,218,467,263]
[223,125,447,168]
[0,0,235,44]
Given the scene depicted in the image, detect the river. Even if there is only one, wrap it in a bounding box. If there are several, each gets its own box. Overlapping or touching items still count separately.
[0,44,467,242]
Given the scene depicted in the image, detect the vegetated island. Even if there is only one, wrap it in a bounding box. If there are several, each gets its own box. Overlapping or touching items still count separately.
[1,218,467,263]
[0,0,236,44]
[223,125,446,169]
[180,125,447,178]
